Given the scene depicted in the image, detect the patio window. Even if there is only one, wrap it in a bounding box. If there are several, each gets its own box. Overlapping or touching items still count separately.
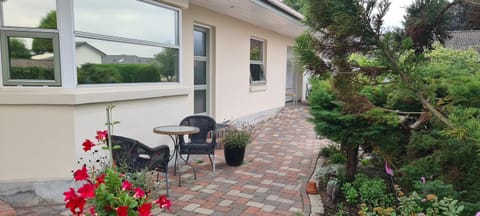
[250,38,266,84]
[0,0,61,86]
[74,0,180,84]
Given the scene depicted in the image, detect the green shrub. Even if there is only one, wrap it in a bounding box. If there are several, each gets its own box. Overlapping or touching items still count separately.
[328,152,347,164]
[11,66,54,80]
[341,182,358,204]
[341,174,395,208]
[413,179,459,200]
[320,144,341,157]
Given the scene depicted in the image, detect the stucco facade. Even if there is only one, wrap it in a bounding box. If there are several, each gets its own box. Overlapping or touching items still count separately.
[0,0,305,206]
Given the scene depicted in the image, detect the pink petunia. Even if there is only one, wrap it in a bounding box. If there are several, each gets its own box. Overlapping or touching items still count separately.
[138,203,152,216]
[73,165,89,181]
[155,194,171,210]
[133,188,145,198]
[95,130,108,141]
[121,180,133,191]
[82,139,95,152]
[421,176,426,184]
[385,161,394,176]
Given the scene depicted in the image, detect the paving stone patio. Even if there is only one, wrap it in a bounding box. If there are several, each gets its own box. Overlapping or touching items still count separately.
[13,104,328,216]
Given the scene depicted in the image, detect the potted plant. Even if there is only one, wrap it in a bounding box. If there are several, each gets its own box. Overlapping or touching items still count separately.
[223,124,254,166]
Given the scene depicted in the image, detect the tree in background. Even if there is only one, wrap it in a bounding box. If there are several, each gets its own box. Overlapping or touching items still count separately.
[152,49,179,82]
[32,10,56,54]
[9,38,31,59]
[448,1,480,30]
[282,0,307,13]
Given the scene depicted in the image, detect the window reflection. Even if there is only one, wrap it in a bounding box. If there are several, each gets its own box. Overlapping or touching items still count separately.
[74,0,178,45]
[2,0,56,29]
[76,38,178,84]
[250,39,263,61]
[8,37,55,80]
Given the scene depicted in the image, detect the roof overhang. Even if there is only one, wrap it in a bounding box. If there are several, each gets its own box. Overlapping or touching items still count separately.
[188,0,307,38]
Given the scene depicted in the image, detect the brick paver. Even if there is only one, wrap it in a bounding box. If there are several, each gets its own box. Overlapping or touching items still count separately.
[13,104,327,215]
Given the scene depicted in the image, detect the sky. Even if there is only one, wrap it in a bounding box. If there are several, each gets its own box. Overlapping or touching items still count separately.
[383,0,416,28]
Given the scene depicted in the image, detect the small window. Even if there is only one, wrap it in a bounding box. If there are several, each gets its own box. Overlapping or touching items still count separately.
[0,0,61,86]
[250,38,266,84]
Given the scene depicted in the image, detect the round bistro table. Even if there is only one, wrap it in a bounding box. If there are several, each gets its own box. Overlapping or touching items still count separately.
[153,125,200,186]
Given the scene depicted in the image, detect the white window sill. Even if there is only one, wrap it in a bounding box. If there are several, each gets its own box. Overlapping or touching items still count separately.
[0,85,189,105]
[250,84,267,92]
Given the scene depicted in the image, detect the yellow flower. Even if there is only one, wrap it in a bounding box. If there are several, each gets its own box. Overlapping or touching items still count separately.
[358,210,366,216]
[426,194,438,201]
[374,207,383,213]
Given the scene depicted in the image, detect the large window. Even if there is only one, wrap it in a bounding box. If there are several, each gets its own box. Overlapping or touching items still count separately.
[74,0,180,84]
[250,38,266,84]
[0,0,61,86]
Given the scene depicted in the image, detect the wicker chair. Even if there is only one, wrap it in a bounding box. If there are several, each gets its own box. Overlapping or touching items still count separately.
[111,135,170,196]
[179,115,217,173]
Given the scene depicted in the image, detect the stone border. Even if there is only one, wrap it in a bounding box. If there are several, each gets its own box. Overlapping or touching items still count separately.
[305,152,325,216]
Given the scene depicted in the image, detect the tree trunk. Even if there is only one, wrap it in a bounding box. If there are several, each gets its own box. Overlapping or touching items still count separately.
[345,144,359,182]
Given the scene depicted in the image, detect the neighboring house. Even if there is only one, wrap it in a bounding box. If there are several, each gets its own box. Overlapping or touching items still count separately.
[444,30,480,52]
[75,42,106,67]
[0,0,306,206]
[102,55,154,64]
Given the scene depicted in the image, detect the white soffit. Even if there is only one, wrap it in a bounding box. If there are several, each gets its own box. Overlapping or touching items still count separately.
[189,0,307,38]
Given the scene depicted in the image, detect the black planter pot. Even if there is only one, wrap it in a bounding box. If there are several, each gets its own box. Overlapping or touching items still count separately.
[224,146,246,166]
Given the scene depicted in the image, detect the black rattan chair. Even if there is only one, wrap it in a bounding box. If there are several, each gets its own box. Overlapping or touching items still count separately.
[111,135,170,196]
[179,115,217,173]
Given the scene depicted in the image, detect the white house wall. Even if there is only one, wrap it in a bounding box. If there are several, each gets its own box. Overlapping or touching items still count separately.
[0,3,297,182]
[184,4,294,122]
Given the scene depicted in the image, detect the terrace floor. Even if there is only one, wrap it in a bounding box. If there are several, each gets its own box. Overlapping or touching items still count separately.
[14,103,328,216]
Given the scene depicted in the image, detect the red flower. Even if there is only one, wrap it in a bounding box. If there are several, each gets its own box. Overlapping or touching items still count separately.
[73,165,89,181]
[116,206,129,216]
[82,139,95,152]
[121,180,132,191]
[138,203,152,216]
[95,173,106,186]
[78,183,95,199]
[95,130,108,141]
[89,207,96,215]
[133,188,145,198]
[63,188,86,215]
[155,195,171,210]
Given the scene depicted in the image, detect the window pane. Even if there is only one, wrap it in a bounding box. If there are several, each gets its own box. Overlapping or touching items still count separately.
[74,0,178,45]
[194,90,207,114]
[2,0,56,29]
[250,64,265,82]
[8,37,55,80]
[76,37,179,84]
[194,61,206,85]
[250,39,263,61]
[194,31,206,57]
